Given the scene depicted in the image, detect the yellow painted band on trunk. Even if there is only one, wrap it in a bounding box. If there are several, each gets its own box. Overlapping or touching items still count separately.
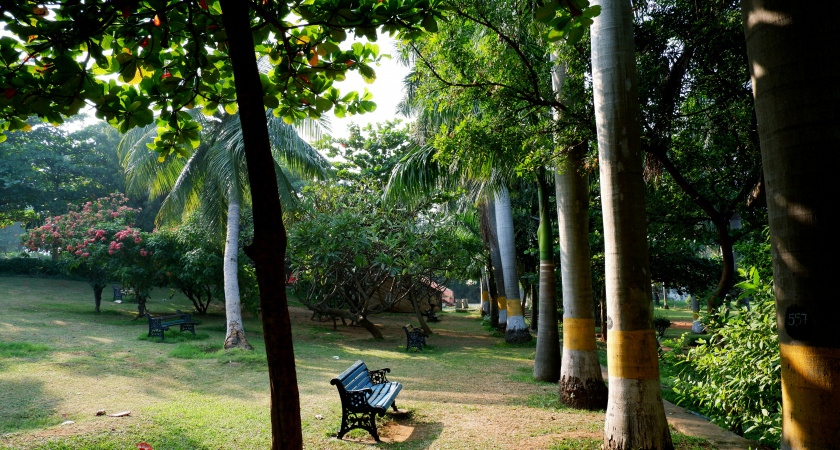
[563,318,597,351]
[507,298,523,317]
[779,343,840,448]
[607,329,659,380]
[481,291,489,301]
[496,296,507,310]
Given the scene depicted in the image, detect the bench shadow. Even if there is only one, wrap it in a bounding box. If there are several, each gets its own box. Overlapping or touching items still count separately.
[339,414,444,448]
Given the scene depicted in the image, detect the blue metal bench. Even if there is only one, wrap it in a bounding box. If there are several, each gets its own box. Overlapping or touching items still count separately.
[330,360,402,441]
[145,310,197,340]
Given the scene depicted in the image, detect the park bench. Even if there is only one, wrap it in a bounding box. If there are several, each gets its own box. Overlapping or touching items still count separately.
[145,310,197,340]
[422,306,439,322]
[330,360,402,442]
[112,285,135,301]
[403,325,427,351]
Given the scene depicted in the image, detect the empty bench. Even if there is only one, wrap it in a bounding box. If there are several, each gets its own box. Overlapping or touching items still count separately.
[145,310,197,340]
[330,360,402,441]
[403,325,427,351]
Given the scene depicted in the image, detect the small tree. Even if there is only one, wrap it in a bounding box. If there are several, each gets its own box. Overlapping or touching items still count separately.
[23,194,140,313]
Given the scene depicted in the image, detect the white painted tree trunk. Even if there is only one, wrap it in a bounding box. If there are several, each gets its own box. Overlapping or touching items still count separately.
[495,186,532,344]
[223,192,253,350]
[742,1,840,448]
[591,0,671,447]
[487,196,507,327]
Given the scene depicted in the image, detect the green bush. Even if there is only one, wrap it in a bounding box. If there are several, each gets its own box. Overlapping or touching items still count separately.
[653,315,671,338]
[674,267,781,445]
[0,257,73,278]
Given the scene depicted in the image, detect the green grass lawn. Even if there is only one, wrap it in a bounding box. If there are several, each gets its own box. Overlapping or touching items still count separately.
[0,277,718,449]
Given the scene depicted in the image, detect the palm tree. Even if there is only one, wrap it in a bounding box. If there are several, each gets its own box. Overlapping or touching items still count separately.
[120,111,329,350]
[591,0,672,448]
[495,186,532,343]
[742,1,839,448]
[533,167,560,382]
[549,52,607,407]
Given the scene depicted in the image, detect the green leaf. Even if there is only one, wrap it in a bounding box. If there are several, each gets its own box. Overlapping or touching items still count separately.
[224,102,238,115]
[535,1,559,21]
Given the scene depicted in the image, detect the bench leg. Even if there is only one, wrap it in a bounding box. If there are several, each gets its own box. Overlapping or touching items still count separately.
[337,411,380,442]
[179,323,196,335]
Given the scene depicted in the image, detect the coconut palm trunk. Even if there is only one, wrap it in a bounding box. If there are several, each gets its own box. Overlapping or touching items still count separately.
[480,272,490,316]
[223,190,253,350]
[533,168,560,382]
[741,2,840,448]
[495,186,532,344]
[487,196,507,329]
[556,144,608,410]
[591,0,672,448]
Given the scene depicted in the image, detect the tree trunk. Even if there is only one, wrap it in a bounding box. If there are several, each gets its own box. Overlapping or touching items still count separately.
[223,192,253,350]
[487,197,507,329]
[591,0,672,447]
[480,273,489,316]
[530,282,539,331]
[707,220,734,315]
[487,256,500,328]
[600,284,607,342]
[219,2,302,448]
[411,287,433,335]
[661,285,669,310]
[534,169,561,382]
[742,2,840,448]
[93,285,103,314]
[495,186,532,344]
[556,144,608,410]
[357,316,384,339]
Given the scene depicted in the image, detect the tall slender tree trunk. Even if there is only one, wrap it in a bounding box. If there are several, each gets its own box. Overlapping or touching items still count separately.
[220,2,302,448]
[742,2,840,448]
[534,169,561,382]
[480,273,489,316]
[556,145,608,410]
[592,0,672,448]
[495,186,532,344]
[223,192,253,350]
[487,256,500,328]
[487,197,507,329]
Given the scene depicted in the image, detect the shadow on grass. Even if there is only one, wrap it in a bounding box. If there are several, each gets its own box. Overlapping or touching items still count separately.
[0,379,61,434]
[137,330,210,344]
[12,427,212,450]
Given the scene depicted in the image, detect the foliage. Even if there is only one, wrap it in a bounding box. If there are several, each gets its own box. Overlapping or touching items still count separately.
[733,226,772,282]
[288,182,481,336]
[653,315,672,339]
[0,118,125,226]
[313,120,414,186]
[674,267,781,445]
[0,0,441,154]
[146,216,224,315]
[0,256,68,278]
[21,194,160,313]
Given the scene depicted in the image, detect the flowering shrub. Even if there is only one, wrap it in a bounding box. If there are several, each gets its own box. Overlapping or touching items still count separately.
[22,194,156,313]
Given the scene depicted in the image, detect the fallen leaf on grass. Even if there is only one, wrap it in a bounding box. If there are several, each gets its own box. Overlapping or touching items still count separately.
[315,414,323,420]
[95,409,106,416]
[108,411,131,417]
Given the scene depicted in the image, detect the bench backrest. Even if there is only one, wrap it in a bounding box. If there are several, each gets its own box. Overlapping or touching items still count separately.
[331,360,372,391]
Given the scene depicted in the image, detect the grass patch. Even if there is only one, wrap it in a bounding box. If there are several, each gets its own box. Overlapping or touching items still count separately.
[549,437,601,449]
[137,330,210,343]
[0,342,51,358]
[0,276,736,449]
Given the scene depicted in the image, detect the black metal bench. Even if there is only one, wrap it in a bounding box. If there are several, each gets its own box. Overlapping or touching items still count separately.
[330,360,402,442]
[403,325,427,351]
[113,285,135,301]
[422,307,439,322]
[145,310,197,340]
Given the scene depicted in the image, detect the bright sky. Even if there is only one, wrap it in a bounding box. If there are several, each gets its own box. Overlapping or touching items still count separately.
[323,35,412,139]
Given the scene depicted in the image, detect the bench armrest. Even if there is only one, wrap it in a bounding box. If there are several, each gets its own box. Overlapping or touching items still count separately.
[368,368,391,384]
